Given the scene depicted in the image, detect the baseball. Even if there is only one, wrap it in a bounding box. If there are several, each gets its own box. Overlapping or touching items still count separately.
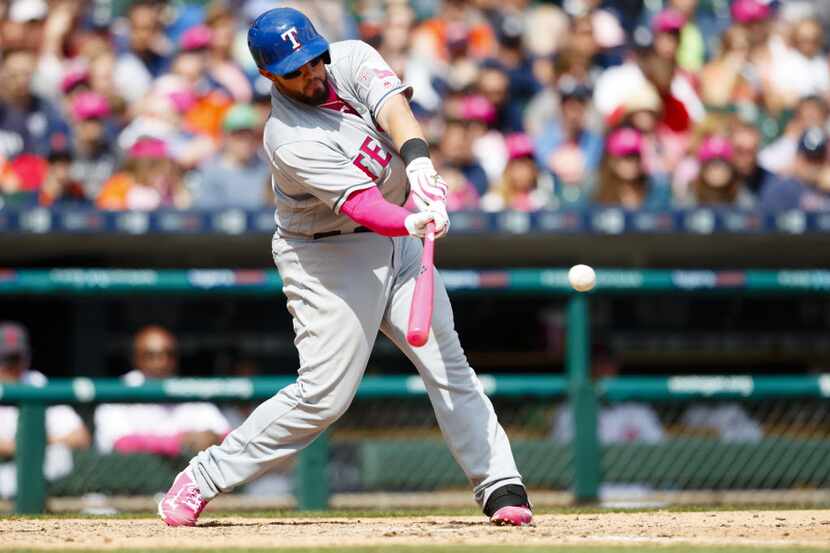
[568,264,596,292]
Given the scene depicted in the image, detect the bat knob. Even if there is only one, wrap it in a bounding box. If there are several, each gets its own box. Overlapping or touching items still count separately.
[406,328,429,347]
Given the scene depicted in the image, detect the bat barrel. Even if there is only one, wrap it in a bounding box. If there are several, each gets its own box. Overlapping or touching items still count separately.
[406,223,436,347]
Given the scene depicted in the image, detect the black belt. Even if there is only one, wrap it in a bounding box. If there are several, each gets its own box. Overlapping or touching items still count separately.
[312,226,371,240]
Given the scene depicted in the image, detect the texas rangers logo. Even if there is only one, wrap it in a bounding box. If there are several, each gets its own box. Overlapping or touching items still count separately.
[281,27,301,50]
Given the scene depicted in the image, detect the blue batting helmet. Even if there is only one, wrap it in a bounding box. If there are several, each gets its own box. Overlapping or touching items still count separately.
[247,8,330,77]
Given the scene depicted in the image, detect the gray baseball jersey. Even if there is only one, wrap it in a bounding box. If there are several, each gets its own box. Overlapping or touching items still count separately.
[189,40,526,512]
[264,40,411,238]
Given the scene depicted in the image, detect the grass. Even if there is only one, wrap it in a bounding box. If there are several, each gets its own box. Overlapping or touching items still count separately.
[2,503,828,520]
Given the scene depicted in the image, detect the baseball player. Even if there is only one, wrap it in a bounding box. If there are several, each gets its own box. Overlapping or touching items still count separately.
[159,7,532,527]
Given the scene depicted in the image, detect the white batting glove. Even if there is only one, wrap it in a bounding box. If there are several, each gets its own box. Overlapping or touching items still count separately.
[406,158,448,212]
[427,200,450,239]
[404,208,449,239]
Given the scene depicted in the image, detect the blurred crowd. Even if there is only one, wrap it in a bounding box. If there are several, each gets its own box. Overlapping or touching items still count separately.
[2,0,830,213]
[0,320,297,500]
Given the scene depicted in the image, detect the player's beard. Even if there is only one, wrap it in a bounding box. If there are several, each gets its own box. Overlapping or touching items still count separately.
[291,74,328,106]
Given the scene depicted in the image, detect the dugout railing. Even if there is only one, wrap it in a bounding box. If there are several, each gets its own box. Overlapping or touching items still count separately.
[3,268,830,514]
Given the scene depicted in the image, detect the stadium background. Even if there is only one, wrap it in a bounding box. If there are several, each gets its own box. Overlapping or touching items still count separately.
[2,0,830,516]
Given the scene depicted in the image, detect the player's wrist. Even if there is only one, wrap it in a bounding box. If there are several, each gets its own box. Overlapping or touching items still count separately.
[400,138,430,166]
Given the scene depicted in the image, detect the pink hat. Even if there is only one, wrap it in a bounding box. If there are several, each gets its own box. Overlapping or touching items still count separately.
[71,91,110,120]
[61,66,90,94]
[169,90,198,112]
[607,128,643,157]
[505,132,534,160]
[152,75,198,113]
[180,25,213,51]
[460,95,496,125]
[698,136,734,163]
[731,0,771,24]
[128,137,168,159]
[652,9,686,33]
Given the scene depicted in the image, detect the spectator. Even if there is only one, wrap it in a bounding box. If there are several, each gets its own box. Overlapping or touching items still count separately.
[551,350,664,445]
[204,2,253,103]
[594,42,703,134]
[31,0,84,103]
[651,9,686,65]
[732,120,770,196]
[595,127,671,210]
[0,152,44,207]
[461,94,509,186]
[523,47,594,137]
[671,114,740,200]
[760,127,830,211]
[410,0,496,64]
[97,137,189,211]
[2,0,48,53]
[728,0,784,114]
[534,78,603,206]
[377,1,415,60]
[38,147,89,207]
[562,2,625,70]
[437,116,489,196]
[0,48,70,159]
[407,0,494,112]
[118,78,217,168]
[667,0,706,73]
[681,403,763,443]
[0,0,827,219]
[759,95,829,175]
[490,12,540,111]
[612,82,687,176]
[519,2,569,61]
[113,0,172,104]
[686,136,756,207]
[87,48,129,126]
[167,27,235,142]
[476,60,524,133]
[172,25,214,94]
[190,103,270,209]
[481,132,551,212]
[0,321,91,499]
[94,325,231,458]
[67,91,118,199]
[59,64,93,117]
[770,18,830,109]
[700,25,756,109]
[443,166,481,211]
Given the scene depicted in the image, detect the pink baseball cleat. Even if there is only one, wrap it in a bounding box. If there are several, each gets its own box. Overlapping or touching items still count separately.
[490,505,533,526]
[158,467,208,526]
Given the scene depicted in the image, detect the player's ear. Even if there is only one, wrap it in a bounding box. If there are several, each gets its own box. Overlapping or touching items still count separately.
[259,68,275,81]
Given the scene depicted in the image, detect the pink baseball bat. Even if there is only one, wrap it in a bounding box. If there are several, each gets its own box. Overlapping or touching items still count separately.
[406,222,436,347]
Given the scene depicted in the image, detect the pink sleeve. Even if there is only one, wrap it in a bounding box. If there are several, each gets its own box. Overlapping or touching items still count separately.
[340,186,410,237]
[113,434,182,457]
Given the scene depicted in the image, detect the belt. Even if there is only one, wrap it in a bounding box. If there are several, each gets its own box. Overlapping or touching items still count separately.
[312,226,371,240]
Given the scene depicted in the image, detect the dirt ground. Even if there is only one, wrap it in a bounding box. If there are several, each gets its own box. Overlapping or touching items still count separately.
[3,510,830,550]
